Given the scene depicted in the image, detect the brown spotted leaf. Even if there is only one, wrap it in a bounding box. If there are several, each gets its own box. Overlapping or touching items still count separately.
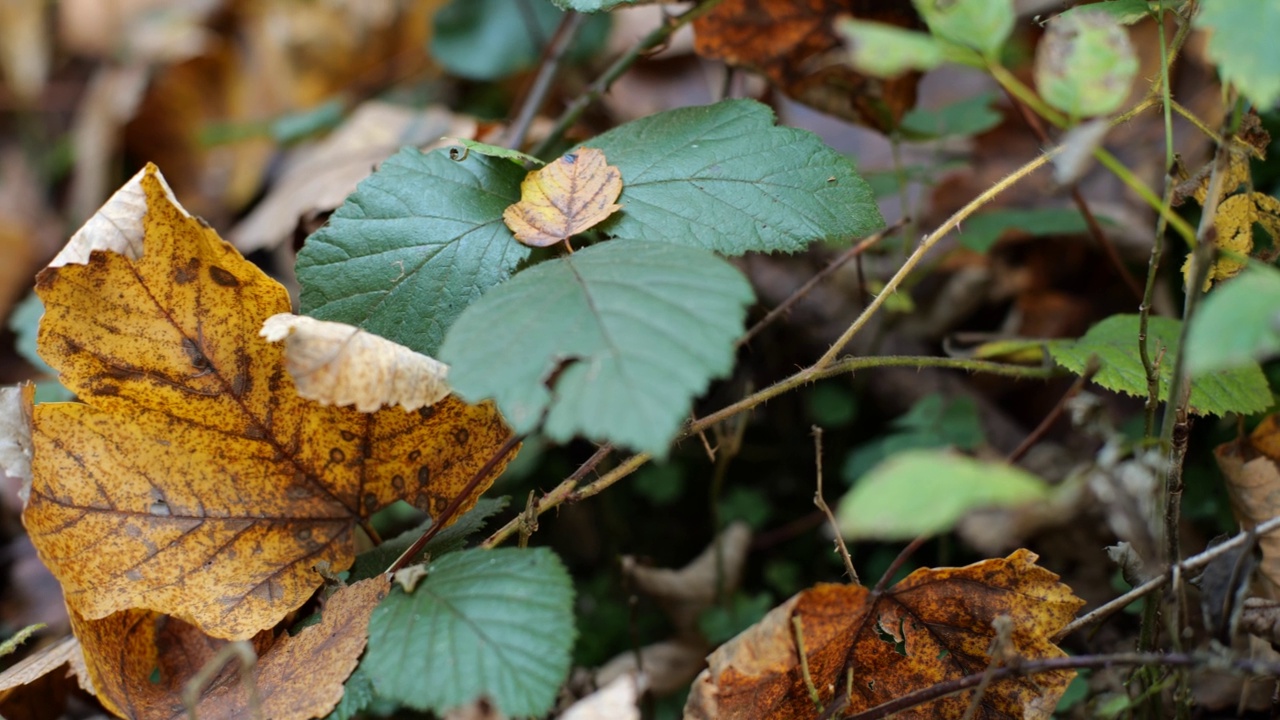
[685,549,1083,719]
[24,164,514,640]
[71,576,389,720]
[502,147,622,248]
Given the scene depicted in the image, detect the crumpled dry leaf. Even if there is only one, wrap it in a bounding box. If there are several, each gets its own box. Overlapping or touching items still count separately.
[261,313,451,413]
[623,521,752,636]
[24,164,513,640]
[1240,597,1280,647]
[0,636,87,695]
[70,576,388,720]
[503,148,623,248]
[561,672,646,720]
[685,549,1083,719]
[1215,415,1280,596]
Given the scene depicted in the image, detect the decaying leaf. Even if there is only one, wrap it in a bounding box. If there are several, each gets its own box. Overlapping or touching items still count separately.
[1215,415,1280,596]
[562,673,646,720]
[685,549,1083,719]
[71,576,389,720]
[692,0,922,130]
[260,313,451,413]
[502,148,622,248]
[25,164,514,640]
[0,636,86,695]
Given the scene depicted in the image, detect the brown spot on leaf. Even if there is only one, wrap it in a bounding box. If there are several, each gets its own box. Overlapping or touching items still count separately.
[207,266,239,287]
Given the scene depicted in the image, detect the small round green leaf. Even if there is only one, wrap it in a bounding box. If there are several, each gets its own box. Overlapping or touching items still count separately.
[1035,10,1138,118]
[912,0,1015,56]
[1188,264,1280,374]
[364,548,575,718]
[837,19,945,78]
[837,449,1049,540]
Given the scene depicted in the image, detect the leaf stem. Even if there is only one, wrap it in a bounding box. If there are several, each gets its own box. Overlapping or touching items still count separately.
[812,426,857,584]
[505,11,588,151]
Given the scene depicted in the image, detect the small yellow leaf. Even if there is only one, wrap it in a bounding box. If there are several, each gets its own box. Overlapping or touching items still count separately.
[260,313,450,413]
[502,147,622,248]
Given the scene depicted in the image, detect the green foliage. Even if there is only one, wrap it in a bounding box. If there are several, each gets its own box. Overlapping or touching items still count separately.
[912,0,1015,56]
[634,463,686,505]
[837,449,1050,540]
[364,548,575,718]
[1194,1,1280,109]
[440,239,754,456]
[842,394,983,484]
[431,0,609,81]
[1047,314,1270,416]
[445,138,545,166]
[1187,264,1280,374]
[1057,0,1178,25]
[898,93,1003,140]
[805,382,859,428]
[959,208,1112,253]
[586,100,885,254]
[296,147,528,357]
[718,487,773,529]
[323,667,375,720]
[837,20,945,77]
[347,497,509,582]
[1035,10,1138,118]
[698,592,773,645]
[9,293,72,402]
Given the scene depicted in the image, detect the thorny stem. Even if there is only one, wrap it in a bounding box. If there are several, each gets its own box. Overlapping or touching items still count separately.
[812,427,858,584]
[530,0,726,158]
[505,11,588,151]
[386,434,522,574]
[481,443,618,549]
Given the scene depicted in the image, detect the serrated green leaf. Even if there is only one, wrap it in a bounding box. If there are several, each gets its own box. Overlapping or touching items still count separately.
[837,449,1049,540]
[444,138,544,166]
[585,100,884,255]
[1035,10,1138,118]
[913,0,1015,56]
[365,547,575,718]
[431,0,610,80]
[898,92,1003,140]
[348,497,509,583]
[837,19,945,77]
[323,666,376,720]
[296,147,530,356]
[959,208,1113,253]
[440,239,754,456]
[1195,2,1280,109]
[1057,0,1179,25]
[1187,264,1280,374]
[1047,313,1270,416]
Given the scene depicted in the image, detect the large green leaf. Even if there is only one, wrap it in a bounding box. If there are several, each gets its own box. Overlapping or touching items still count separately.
[1046,314,1270,417]
[1195,2,1280,110]
[585,100,884,255]
[838,449,1049,540]
[364,548,575,718]
[1187,264,1280,374]
[296,147,529,356]
[431,0,609,81]
[439,239,754,456]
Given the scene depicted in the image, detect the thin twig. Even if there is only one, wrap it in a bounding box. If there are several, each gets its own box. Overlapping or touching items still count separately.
[792,616,824,713]
[812,426,857,584]
[481,443,614,548]
[737,219,907,348]
[1006,356,1099,464]
[873,535,929,595]
[504,11,587,151]
[386,434,522,573]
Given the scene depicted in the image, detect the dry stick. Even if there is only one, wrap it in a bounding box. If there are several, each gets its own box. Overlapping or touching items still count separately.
[385,433,523,574]
[481,443,613,548]
[812,426,858,584]
[1055,513,1280,642]
[1006,357,1100,464]
[504,11,588,151]
[737,219,907,348]
[182,641,262,720]
[529,0,726,158]
[793,616,824,713]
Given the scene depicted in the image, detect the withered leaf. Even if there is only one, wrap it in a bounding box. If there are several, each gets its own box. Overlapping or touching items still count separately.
[25,164,513,640]
[502,147,622,248]
[693,0,923,131]
[71,576,389,720]
[685,549,1083,719]
[1215,414,1280,596]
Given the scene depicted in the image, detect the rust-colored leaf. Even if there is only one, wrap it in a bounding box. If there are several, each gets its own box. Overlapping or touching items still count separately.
[70,576,389,720]
[686,549,1083,719]
[1215,415,1280,595]
[502,147,622,248]
[692,0,923,131]
[24,164,514,640]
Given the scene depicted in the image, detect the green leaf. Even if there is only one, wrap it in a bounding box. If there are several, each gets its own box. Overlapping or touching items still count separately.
[323,666,376,720]
[1195,1,1280,109]
[548,0,640,10]
[1187,264,1280,374]
[0,623,44,658]
[959,208,1112,253]
[898,92,1003,140]
[444,137,544,166]
[431,0,610,80]
[1035,10,1138,118]
[837,19,945,77]
[1046,314,1270,416]
[9,293,72,401]
[698,592,773,645]
[837,449,1049,540]
[365,547,575,718]
[1057,0,1177,25]
[585,100,884,255]
[912,0,1015,56]
[440,239,754,456]
[348,497,509,583]
[296,147,529,356]
[841,394,983,483]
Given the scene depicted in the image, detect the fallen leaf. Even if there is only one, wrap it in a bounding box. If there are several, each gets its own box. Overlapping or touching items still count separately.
[260,313,451,413]
[0,636,83,694]
[71,576,389,720]
[623,521,752,636]
[24,164,514,640]
[692,0,923,131]
[0,634,91,720]
[685,549,1083,719]
[502,148,623,248]
[562,673,646,720]
[1215,415,1280,595]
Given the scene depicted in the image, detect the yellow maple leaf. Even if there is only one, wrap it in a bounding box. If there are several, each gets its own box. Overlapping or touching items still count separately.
[24,164,515,640]
[502,147,623,248]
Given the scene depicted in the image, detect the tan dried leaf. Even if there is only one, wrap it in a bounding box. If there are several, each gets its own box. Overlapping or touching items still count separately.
[502,147,622,248]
